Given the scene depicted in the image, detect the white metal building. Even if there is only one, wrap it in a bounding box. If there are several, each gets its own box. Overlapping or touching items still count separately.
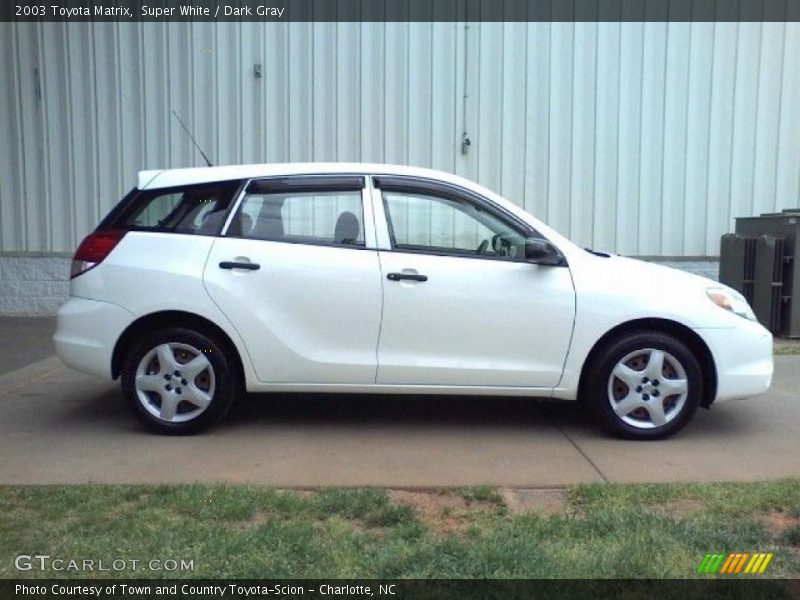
[1,21,800,314]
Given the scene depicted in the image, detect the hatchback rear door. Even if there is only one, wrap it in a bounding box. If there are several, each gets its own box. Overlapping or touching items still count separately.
[203,175,383,385]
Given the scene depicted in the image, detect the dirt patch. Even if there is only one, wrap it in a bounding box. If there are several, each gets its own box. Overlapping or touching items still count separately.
[238,508,271,530]
[659,498,707,519]
[500,488,567,515]
[388,490,498,534]
[276,489,314,499]
[765,511,800,539]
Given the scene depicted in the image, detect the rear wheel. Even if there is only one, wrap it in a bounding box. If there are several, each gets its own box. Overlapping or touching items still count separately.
[585,331,703,440]
[121,327,238,434]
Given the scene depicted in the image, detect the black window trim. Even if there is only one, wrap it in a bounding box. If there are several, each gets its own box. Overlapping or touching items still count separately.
[374,175,554,264]
[96,187,138,230]
[246,175,364,195]
[224,173,370,251]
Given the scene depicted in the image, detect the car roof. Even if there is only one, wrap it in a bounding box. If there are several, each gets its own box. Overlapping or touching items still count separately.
[138,162,470,191]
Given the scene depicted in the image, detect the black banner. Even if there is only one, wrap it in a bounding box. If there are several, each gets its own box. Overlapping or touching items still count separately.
[2,579,798,600]
[5,0,800,23]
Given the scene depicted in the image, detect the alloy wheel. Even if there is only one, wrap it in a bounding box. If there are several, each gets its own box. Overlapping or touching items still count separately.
[134,342,216,423]
[606,348,689,430]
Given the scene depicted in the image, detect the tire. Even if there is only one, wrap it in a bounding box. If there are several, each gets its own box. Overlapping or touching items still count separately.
[584,331,703,440]
[121,327,238,435]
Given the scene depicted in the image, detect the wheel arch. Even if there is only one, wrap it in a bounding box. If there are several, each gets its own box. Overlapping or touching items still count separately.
[111,310,246,386]
[578,318,718,409]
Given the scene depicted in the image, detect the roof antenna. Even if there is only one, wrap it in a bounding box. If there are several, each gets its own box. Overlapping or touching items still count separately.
[171,109,214,167]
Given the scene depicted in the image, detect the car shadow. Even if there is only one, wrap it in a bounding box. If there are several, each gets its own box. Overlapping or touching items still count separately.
[53,385,761,441]
[50,386,577,434]
[222,392,595,431]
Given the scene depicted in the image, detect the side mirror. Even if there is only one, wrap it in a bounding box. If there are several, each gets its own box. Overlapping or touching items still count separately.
[524,238,564,266]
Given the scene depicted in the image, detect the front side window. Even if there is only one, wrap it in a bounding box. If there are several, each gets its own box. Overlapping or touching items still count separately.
[116,181,240,235]
[382,190,527,260]
[230,187,365,247]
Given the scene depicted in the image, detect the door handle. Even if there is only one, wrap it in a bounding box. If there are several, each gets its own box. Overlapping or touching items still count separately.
[387,272,428,282]
[219,261,260,271]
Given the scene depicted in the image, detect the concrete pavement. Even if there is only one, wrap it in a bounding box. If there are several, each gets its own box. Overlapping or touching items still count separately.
[0,317,57,375]
[0,348,798,486]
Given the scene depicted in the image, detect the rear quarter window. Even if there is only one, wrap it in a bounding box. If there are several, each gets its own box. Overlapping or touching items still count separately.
[106,181,241,235]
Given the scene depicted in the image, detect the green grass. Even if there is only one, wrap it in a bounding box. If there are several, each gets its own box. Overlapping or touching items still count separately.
[460,485,504,506]
[1,480,799,579]
[774,343,800,355]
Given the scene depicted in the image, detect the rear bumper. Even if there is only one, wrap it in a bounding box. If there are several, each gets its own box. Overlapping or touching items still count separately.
[696,319,774,403]
[53,297,133,380]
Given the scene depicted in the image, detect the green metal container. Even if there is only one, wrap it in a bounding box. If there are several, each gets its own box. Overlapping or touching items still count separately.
[730,210,800,338]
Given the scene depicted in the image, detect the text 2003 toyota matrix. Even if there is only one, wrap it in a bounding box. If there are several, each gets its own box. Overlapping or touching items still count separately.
[54,163,773,439]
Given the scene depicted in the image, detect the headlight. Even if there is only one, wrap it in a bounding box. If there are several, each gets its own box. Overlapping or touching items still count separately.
[706,287,757,321]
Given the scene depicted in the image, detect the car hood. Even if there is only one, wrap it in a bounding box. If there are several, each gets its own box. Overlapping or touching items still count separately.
[603,255,718,290]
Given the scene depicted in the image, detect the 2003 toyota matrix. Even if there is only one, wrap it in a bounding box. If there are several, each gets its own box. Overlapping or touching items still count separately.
[55,163,773,438]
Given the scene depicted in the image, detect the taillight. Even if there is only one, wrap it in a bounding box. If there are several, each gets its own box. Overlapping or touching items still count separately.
[70,230,126,279]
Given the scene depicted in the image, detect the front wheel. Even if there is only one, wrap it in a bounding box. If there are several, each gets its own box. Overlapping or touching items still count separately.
[584,331,703,440]
[121,327,238,435]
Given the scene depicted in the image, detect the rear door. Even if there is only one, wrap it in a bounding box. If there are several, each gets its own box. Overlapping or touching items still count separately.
[203,175,383,384]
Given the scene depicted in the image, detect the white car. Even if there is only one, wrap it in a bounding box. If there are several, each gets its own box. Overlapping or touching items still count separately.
[54,163,773,438]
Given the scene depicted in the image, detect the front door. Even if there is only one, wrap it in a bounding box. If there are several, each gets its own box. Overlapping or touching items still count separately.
[373,178,576,388]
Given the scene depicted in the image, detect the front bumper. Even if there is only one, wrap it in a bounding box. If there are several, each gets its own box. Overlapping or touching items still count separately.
[53,297,133,380]
[696,318,774,403]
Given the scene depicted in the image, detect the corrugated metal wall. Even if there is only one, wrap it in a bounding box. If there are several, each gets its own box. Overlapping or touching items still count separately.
[2,21,800,255]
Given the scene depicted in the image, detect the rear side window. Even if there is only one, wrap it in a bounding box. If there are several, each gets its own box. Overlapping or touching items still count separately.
[228,177,365,247]
[109,181,240,235]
